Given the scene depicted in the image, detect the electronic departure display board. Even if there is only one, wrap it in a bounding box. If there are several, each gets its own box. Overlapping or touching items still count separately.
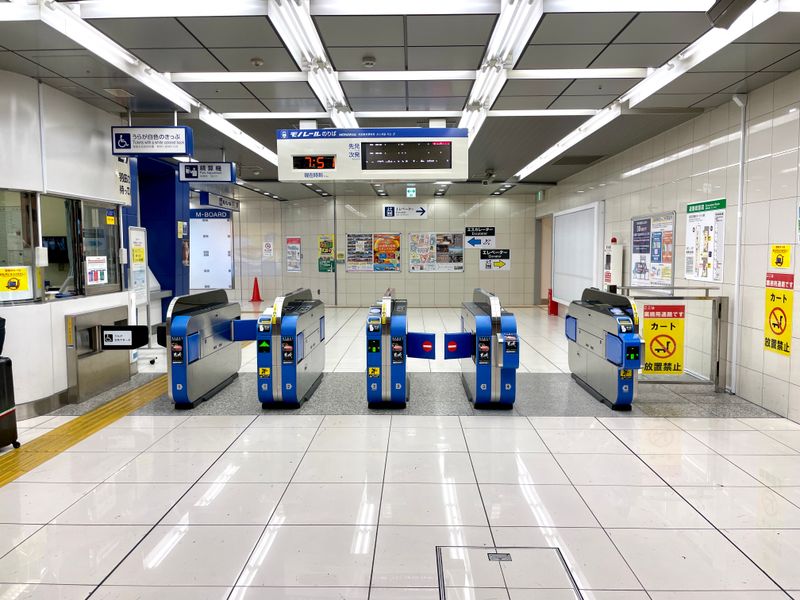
[361,141,452,171]
[292,155,336,170]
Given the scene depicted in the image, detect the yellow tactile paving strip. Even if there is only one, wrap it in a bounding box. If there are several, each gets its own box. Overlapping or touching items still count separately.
[0,375,167,487]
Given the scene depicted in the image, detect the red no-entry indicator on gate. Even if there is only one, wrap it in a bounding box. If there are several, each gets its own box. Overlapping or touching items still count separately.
[422,340,433,353]
[447,340,458,353]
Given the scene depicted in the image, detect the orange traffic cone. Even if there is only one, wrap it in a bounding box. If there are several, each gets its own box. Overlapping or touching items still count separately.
[250,277,263,303]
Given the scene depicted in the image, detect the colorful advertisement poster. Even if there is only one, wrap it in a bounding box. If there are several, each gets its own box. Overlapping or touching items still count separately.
[86,255,108,286]
[408,233,464,272]
[631,212,674,287]
[408,233,436,271]
[318,234,335,273]
[764,272,794,356]
[685,199,725,283]
[642,304,685,375]
[436,233,464,272]
[373,233,401,272]
[286,237,302,272]
[346,233,374,272]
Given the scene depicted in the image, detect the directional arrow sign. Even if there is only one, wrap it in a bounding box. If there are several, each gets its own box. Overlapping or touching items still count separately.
[468,237,481,247]
[382,203,429,219]
[465,226,496,248]
[480,249,510,271]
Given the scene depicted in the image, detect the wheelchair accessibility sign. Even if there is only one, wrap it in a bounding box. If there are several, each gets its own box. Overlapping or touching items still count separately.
[111,126,193,156]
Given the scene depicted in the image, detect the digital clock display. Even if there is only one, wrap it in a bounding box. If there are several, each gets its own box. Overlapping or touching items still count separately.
[293,155,336,170]
[361,141,452,170]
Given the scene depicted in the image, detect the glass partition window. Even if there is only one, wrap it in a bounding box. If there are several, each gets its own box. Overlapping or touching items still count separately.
[40,194,79,296]
[82,202,120,293]
[0,191,36,301]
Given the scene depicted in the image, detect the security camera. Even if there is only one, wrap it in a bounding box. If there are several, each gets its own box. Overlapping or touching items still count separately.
[482,169,496,185]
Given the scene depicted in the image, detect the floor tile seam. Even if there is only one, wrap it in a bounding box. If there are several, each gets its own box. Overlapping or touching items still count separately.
[323,308,359,347]
[224,417,328,597]
[323,309,360,372]
[683,427,800,455]
[598,420,794,597]
[333,315,368,373]
[760,429,800,453]
[365,414,393,600]
[516,334,563,373]
[459,420,498,548]
[85,417,289,599]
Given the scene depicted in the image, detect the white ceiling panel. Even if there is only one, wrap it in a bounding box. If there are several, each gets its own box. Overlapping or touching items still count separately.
[406,15,495,46]
[517,44,604,69]
[245,81,316,99]
[636,93,710,109]
[0,51,59,79]
[200,98,267,112]
[329,47,406,70]
[491,95,555,110]
[211,47,298,71]
[408,97,467,111]
[660,71,748,94]
[262,98,325,112]
[407,80,472,97]
[501,79,571,96]
[407,46,484,70]
[342,81,407,97]
[563,78,639,96]
[531,13,635,44]
[132,48,224,72]
[349,97,407,111]
[18,50,128,78]
[614,13,711,44]
[591,44,684,69]
[176,82,254,98]
[180,16,282,47]
[0,21,81,51]
[314,16,404,47]
[549,94,617,109]
[692,44,800,73]
[89,18,201,49]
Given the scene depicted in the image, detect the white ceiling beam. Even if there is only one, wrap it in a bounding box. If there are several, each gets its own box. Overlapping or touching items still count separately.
[221,109,597,120]
[542,0,714,11]
[508,68,648,80]
[309,0,500,15]
[198,106,279,165]
[355,111,463,119]
[338,70,477,81]
[0,2,39,21]
[63,0,269,19]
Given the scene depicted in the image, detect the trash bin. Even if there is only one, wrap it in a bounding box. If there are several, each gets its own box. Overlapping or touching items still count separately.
[0,356,19,449]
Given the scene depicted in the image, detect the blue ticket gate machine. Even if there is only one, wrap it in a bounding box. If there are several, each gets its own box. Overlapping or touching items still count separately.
[443,289,520,409]
[565,288,643,411]
[161,289,256,409]
[366,290,436,408]
[255,288,325,409]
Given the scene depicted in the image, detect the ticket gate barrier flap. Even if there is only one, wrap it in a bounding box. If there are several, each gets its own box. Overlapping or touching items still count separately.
[231,318,258,342]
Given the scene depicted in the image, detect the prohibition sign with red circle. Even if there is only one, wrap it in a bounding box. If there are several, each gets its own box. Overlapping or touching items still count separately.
[769,307,787,335]
[649,334,676,359]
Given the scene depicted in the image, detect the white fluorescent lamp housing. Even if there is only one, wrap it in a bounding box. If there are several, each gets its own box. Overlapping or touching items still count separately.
[0,1,39,21]
[355,111,462,119]
[542,0,715,11]
[515,102,622,180]
[507,68,648,80]
[460,0,544,143]
[61,0,271,19]
[198,107,278,166]
[338,70,477,81]
[621,0,780,108]
[39,0,196,112]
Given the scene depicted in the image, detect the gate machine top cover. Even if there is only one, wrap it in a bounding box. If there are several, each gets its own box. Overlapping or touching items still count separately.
[366,289,436,408]
[565,288,643,411]
[444,288,520,408]
[256,288,325,408]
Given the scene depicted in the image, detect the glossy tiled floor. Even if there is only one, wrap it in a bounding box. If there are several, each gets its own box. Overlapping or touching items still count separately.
[3,413,800,599]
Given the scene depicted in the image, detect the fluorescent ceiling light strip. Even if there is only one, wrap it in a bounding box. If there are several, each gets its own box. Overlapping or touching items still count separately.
[488,109,599,117]
[39,0,196,112]
[0,2,39,20]
[508,68,648,80]
[222,112,329,119]
[543,0,714,11]
[170,72,307,83]
[309,0,500,15]
[338,70,477,81]
[198,107,278,165]
[62,0,269,18]
[514,102,622,180]
[780,0,800,10]
[621,0,780,108]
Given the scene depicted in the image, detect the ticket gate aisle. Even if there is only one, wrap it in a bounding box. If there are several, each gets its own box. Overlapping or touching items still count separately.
[444,289,520,409]
[160,289,255,409]
[565,288,643,411]
[255,288,325,408]
[366,290,436,408]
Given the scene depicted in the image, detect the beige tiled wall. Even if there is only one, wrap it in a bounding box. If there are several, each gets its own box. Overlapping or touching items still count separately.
[538,69,800,420]
[232,195,537,309]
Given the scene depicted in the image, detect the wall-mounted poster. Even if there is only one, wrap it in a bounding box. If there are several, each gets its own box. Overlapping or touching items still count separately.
[373,233,401,272]
[318,234,335,273]
[630,212,675,287]
[685,199,725,283]
[409,232,464,272]
[346,233,373,272]
[286,236,302,272]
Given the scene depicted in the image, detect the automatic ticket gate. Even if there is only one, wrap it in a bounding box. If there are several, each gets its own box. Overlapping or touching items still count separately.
[565,288,643,411]
[256,288,325,408]
[366,290,436,408]
[160,289,254,409]
[444,289,520,409]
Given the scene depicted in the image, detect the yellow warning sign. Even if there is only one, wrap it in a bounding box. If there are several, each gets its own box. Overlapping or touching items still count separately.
[771,244,792,270]
[106,215,116,225]
[0,267,30,293]
[258,367,271,378]
[131,247,145,264]
[764,272,793,356]
[368,367,380,378]
[642,304,684,375]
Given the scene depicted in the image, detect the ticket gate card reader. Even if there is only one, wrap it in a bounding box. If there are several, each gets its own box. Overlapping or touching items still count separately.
[366,290,436,408]
[565,288,643,411]
[256,288,325,408]
[444,289,519,409]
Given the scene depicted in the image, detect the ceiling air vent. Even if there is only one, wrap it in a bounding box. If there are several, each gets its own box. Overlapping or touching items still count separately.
[552,155,604,166]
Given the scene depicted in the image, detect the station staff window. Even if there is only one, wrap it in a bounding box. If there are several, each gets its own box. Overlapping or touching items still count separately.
[40,194,80,297]
[81,201,121,295]
[0,190,37,301]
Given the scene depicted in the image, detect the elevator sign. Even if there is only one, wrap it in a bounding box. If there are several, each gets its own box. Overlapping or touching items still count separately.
[479,249,510,271]
[764,272,794,356]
